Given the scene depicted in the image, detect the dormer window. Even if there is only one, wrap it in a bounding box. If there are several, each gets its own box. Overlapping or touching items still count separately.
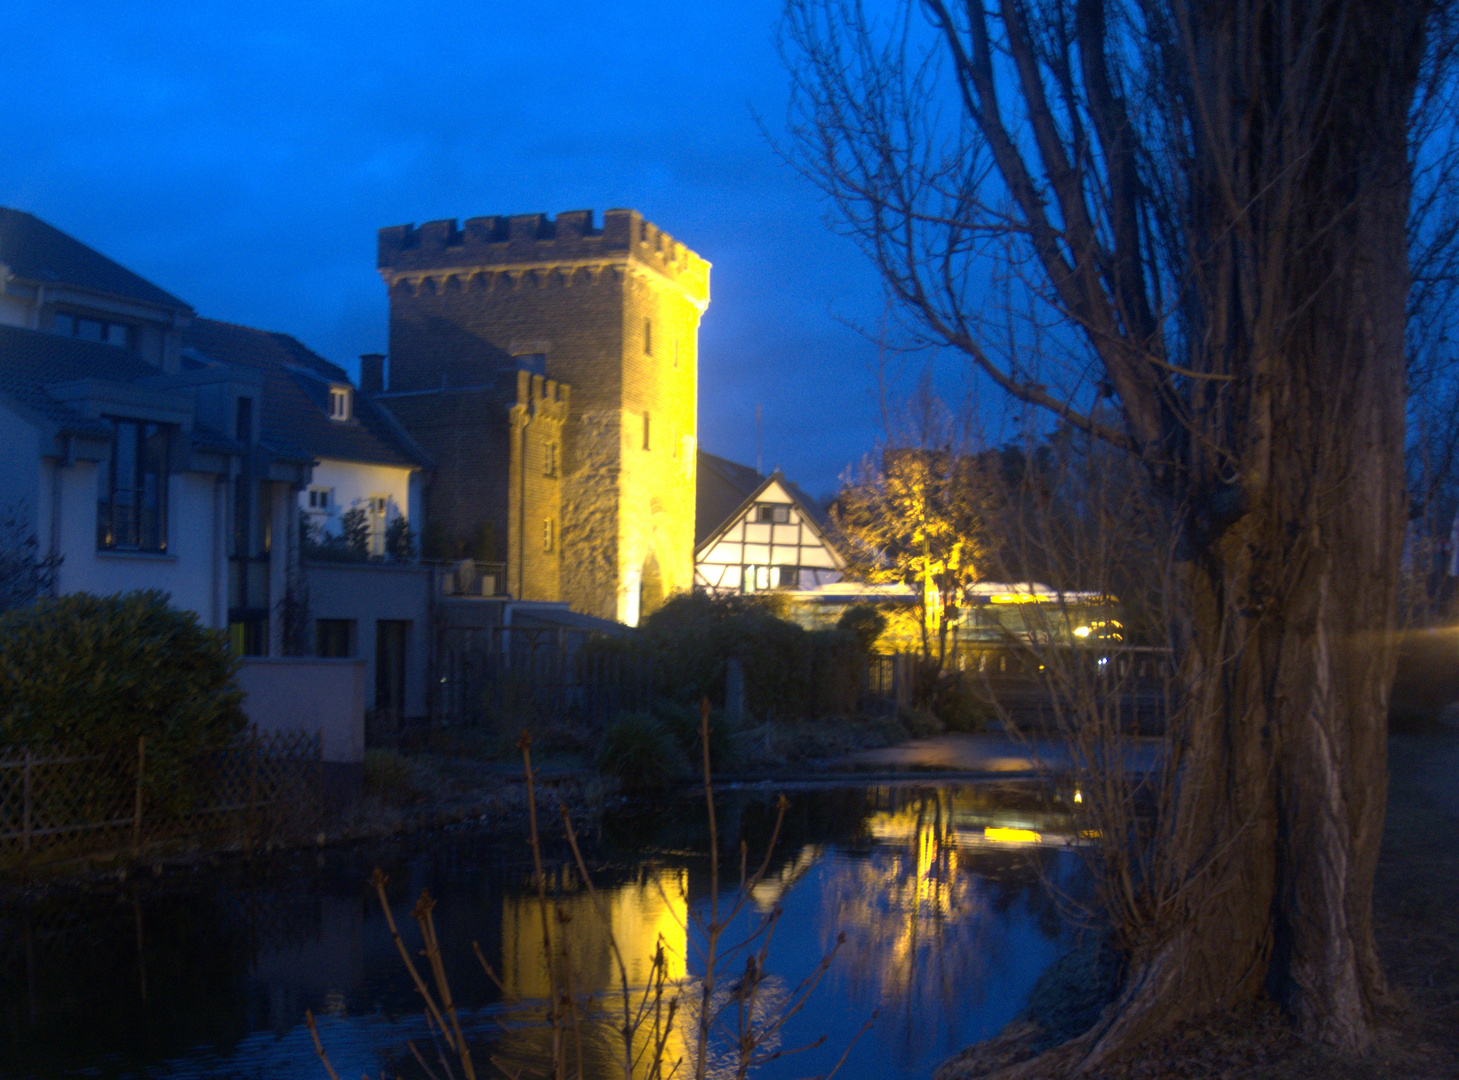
[53,311,132,350]
[329,385,351,421]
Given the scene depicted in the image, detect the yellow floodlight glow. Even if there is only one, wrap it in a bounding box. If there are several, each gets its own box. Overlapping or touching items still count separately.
[1073,789,1083,804]
[1073,626,1092,638]
[990,593,1041,604]
[984,826,1042,844]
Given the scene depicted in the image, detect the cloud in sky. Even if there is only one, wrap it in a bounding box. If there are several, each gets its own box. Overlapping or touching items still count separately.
[1,0,987,495]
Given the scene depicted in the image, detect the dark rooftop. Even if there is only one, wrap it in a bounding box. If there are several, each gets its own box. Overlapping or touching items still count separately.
[0,323,158,436]
[183,318,429,470]
[0,208,191,312]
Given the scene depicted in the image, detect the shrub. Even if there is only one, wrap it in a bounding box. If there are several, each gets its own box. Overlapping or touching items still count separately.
[897,704,945,738]
[385,516,417,563]
[636,592,873,721]
[0,591,246,811]
[653,700,744,773]
[595,712,688,791]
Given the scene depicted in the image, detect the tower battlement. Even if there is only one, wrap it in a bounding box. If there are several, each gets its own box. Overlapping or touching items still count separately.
[377,209,709,304]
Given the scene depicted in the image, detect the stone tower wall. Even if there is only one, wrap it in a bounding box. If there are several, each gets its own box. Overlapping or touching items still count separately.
[507,371,568,603]
[376,384,512,564]
[378,209,708,623]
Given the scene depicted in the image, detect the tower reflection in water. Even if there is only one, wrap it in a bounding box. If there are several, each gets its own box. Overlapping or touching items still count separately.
[0,783,1078,1080]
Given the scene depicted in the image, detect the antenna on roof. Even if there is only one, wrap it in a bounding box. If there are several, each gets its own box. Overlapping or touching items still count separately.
[756,403,763,476]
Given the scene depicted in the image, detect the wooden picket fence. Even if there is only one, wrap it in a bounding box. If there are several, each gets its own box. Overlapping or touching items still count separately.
[0,727,321,865]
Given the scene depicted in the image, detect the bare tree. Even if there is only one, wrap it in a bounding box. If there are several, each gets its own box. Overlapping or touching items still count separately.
[781,0,1450,1069]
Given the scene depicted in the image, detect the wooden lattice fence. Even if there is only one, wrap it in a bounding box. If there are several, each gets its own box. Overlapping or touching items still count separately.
[0,727,321,865]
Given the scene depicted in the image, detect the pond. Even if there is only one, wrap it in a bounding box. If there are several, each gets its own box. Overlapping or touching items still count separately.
[0,781,1088,1080]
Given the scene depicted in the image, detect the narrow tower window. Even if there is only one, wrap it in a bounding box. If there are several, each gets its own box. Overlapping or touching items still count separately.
[542,518,555,553]
[644,318,652,356]
[642,411,651,451]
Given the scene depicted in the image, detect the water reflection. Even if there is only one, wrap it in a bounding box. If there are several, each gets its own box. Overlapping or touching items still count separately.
[0,782,1080,1080]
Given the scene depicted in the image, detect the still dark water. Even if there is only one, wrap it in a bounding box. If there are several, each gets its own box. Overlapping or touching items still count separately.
[0,782,1086,1080]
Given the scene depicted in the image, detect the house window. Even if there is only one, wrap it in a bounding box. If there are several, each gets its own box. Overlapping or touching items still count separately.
[316,619,355,658]
[307,487,332,511]
[54,312,132,349]
[329,386,351,421]
[642,411,651,451]
[644,318,653,356]
[367,495,388,556]
[756,504,791,524]
[97,419,168,551]
[543,441,557,477]
[777,566,799,589]
[542,518,556,553]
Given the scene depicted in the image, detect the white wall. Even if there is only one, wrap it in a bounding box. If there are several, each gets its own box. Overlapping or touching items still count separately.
[235,657,366,763]
[302,458,416,555]
[48,459,228,628]
[304,561,432,718]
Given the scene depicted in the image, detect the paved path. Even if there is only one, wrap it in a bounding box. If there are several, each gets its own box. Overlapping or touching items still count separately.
[825,732,1163,776]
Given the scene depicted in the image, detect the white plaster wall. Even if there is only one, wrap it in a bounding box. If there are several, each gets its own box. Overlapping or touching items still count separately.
[56,464,226,626]
[302,459,415,542]
[304,561,432,717]
[235,657,366,763]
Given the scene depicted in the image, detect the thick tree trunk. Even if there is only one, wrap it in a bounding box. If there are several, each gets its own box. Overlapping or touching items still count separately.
[994,6,1420,1072]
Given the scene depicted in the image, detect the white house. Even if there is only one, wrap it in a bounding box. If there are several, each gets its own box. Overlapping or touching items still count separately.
[693,452,844,594]
[0,207,436,735]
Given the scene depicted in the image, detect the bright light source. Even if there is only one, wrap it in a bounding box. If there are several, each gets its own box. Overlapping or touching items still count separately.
[1073,625,1091,638]
[985,826,1042,844]
[1097,657,1109,666]
[1073,790,1083,804]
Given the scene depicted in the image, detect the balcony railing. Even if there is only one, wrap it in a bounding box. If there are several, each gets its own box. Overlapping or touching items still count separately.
[433,560,508,598]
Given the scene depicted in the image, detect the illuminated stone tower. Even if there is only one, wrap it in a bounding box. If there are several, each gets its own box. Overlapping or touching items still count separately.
[377,209,709,623]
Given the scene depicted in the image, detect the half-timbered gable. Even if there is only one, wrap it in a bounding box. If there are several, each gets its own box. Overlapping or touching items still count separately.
[693,460,843,594]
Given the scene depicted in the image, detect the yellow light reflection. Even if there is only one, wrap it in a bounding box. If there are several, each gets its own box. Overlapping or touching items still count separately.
[501,867,688,1000]
[984,826,1042,844]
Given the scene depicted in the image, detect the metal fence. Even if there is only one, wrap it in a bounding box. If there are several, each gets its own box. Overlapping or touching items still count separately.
[434,625,655,730]
[0,728,321,865]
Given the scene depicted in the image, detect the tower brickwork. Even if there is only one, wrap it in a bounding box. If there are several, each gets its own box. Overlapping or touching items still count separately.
[378,209,709,622]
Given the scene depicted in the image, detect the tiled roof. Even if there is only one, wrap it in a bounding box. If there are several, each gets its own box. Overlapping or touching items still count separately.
[696,450,763,545]
[0,208,191,312]
[0,323,155,435]
[182,318,429,470]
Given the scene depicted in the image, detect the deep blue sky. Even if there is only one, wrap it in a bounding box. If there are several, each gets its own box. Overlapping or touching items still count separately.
[0,0,973,497]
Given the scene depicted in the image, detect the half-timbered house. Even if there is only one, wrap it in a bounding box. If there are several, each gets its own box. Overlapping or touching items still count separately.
[693,451,843,594]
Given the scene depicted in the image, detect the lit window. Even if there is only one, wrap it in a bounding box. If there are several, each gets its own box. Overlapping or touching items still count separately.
[329,386,351,421]
[97,419,169,551]
[542,518,555,553]
[756,504,790,524]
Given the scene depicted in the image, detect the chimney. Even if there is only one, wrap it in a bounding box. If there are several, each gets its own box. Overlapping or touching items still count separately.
[360,353,385,395]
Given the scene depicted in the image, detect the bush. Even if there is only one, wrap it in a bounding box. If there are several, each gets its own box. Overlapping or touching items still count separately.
[634,592,873,721]
[595,712,689,791]
[653,700,744,774]
[897,704,945,738]
[0,590,246,811]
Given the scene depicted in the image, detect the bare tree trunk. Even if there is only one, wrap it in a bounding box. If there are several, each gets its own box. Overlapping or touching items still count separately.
[783,0,1431,1066]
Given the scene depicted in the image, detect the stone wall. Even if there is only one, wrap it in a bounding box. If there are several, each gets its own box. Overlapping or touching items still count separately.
[377,208,708,623]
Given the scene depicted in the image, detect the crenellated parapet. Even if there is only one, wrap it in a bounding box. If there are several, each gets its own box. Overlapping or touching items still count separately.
[378,209,710,311]
[509,370,570,429]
